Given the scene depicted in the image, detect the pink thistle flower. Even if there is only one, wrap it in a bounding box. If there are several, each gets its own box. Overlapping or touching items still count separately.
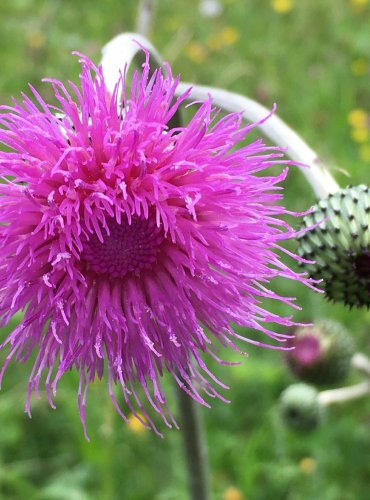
[0,52,308,437]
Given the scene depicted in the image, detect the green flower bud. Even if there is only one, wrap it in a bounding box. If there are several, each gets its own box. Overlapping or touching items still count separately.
[285,320,355,386]
[279,383,323,432]
[297,185,370,307]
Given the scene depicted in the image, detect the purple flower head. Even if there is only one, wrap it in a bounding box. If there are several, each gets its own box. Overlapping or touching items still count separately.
[0,52,308,437]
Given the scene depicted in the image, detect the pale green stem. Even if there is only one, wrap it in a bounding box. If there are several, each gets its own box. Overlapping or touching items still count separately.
[175,82,340,199]
[351,352,370,377]
[317,352,370,406]
[318,380,370,406]
[136,0,156,38]
[101,33,163,101]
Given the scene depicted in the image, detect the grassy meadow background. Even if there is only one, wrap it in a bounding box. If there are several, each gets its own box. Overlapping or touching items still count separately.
[1,0,370,498]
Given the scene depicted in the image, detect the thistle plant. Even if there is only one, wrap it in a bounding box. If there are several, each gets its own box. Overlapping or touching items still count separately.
[0,2,369,499]
[0,38,310,440]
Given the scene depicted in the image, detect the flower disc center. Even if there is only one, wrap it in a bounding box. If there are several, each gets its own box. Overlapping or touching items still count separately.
[82,215,163,278]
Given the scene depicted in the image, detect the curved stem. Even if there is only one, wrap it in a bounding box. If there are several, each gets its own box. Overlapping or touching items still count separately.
[351,352,370,378]
[176,387,210,500]
[175,82,340,199]
[101,33,163,97]
[318,381,370,406]
[318,352,370,406]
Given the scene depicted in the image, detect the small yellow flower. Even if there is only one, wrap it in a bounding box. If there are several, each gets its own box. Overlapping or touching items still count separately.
[347,108,368,128]
[184,41,207,64]
[221,26,240,46]
[207,27,239,51]
[351,128,369,143]
[128,413,147,434]
[359,144,370,162]
[350,0,369,6]
[299,457,317,475]
[351,58,368,76]
[271,0,294,14]
[223,486,244,500]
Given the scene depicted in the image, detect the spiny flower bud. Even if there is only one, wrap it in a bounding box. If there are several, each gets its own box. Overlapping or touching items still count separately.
[297,185,370,307]
[285,320,355,386]
[279,383,323,432]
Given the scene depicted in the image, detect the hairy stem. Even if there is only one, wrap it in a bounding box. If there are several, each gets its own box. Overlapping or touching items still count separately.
[175,82,340,199]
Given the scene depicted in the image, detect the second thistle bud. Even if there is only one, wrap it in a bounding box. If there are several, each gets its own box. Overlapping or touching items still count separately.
[285,320,355,386]
[279,383,323,432]
[297,185,370,307]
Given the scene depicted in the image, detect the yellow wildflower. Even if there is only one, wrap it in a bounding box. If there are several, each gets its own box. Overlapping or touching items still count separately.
[350,0,369,6]
[207,26,239,51]
[184,41,207,64]
[221,26,240,45]
[223,486,244,500]
[351,128,369,143]
[128,413,147,434]
[347,109,368,128]
[271,0,294,14]
[299,457,317,475]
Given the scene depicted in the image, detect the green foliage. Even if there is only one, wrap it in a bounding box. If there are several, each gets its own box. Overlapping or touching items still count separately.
[1,1,370,498]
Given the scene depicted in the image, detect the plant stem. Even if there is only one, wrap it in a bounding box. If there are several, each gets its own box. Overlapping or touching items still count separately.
[317,353,370,406]
[175,82,340,199]
[176,387,210,500]
[351,352,370,377]
[101,33,163,103]
[136,0,156,37]
[318,380,370,406]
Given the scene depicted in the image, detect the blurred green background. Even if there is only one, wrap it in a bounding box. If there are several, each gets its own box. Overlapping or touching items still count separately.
[1,0,370,499]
